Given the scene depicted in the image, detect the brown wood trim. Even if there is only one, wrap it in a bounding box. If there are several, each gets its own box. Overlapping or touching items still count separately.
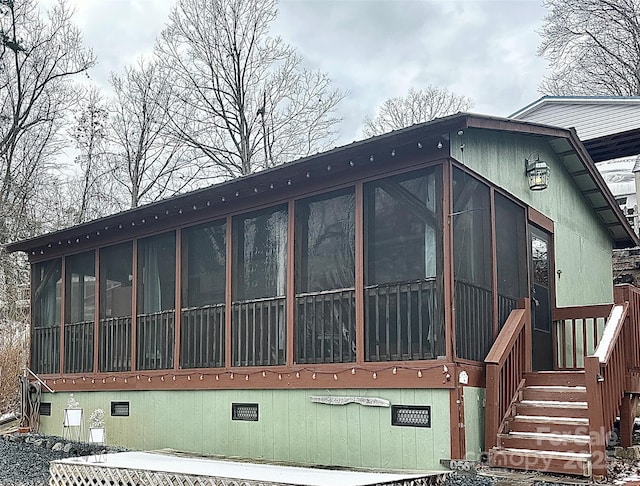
[521,298,533,373]
[449,386,464,460]
[490,188,498,340]
[527,207,554,234]
[455,361,486,388]
[549,232,557,311]
[36,360,457,392]
[131,239,138,373]
[355,182,365,364]
[552,304,612,320]
[59,256,66,375]
[174,229,182,370]
[286,201,295,366]
[551,309,559,370]
[443,161,454,361]
[28,264,34,370]
[93,250,100,374]
[225,216,232,368]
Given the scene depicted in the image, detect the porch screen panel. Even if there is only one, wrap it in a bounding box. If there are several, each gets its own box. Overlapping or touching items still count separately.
[295,188,355,364]
[99,242,132,372]
[32,259,62,374]
[137,232,176,370]
[64,251,95,373]
[452,168,492,362]
[181,220,226,369]
[232,205,287,366]
[364,166,444,362]
[495,194,527,329]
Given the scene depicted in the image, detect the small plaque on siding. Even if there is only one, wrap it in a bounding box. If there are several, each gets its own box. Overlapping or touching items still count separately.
[309,396,390,407]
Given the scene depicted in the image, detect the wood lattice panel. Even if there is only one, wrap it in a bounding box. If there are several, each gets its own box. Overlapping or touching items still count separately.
[49,461,445,486]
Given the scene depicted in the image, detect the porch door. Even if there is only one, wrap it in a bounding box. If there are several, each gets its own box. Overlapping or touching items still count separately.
[529,225,553,371]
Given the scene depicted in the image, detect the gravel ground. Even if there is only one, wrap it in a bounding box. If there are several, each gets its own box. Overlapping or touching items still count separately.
[0,437,71,486]
[0,433,125,486]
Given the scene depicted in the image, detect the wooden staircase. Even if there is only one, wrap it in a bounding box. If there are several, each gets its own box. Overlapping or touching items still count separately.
[490,370,593,476]
[485,286,640,479]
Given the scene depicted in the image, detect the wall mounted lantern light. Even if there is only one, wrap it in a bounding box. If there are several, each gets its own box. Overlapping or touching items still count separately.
[525,154,550,191]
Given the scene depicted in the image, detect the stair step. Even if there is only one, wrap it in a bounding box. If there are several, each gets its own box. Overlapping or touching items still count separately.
[513,415,589,425]
[498,432,590,453]
[519,399,587,408]
[515,402,589,418]
[490,448,591,477]
[522,385,586,402]
[523,371,586,387]
[508,415,589,435]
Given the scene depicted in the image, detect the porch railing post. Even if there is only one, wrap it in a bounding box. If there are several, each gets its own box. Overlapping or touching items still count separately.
[614,284,629,305]
[485,361,499,451]
[585,355,607,478]
[519,297,532,372]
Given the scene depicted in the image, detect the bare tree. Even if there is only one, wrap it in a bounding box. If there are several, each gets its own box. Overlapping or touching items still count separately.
[0,0,93,345]
[539,0,640,96]
[108,59,197,208]
[70,87,113,223]
[0,0,95,246]
[155,0,345,179]
[363,86,474,137]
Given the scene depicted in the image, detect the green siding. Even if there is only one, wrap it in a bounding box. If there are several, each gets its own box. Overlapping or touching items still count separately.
[463,387,485,461]
[451,129,613,306]
[40,388,450,471]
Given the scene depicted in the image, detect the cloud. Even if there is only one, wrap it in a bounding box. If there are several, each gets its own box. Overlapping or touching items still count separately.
[275,0,549,142]
[70,0,175,85]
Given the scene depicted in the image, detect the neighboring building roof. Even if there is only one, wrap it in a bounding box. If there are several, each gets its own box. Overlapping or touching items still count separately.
[597,157,638,207]
[511,96,640,162]
[6,112,639,254]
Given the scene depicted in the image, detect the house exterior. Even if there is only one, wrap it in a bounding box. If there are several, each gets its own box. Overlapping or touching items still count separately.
[7,113,640,476]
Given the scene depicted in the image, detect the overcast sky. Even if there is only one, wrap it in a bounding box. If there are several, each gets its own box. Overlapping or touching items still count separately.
[69,0,549,145]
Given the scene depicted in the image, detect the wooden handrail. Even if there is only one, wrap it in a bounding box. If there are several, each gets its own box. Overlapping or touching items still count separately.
[485,309,527,366]
[593,303,628,364]
[484,298,531,451]
[552,304,612,321]
[585,302,629,478]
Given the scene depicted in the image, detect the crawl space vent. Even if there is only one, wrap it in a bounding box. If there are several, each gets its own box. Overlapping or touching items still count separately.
[391,405,431,427]
[40,402,51,416]
[232,403,258,421]
[110,401,130,417]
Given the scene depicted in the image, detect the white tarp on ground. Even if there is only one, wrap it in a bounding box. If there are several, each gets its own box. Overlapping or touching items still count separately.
[52,450,441,486]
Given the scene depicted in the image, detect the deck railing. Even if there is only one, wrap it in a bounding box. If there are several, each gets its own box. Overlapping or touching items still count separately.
[99,316,131,372]
[365,278,443,361]
[497,294,519,330]
[553,304,612,369]
[63,321,93,373]
[232,296,286,366]
[136,310,175,370]
[31,325,60,375]
[181,304,225,368]
[484,298,531,450]
[296,288,355,364]
[455,280,493,362]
